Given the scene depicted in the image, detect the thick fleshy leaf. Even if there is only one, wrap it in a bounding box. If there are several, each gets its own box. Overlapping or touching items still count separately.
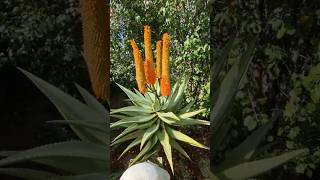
[179,100,196,114]
[49,172,108,180]
[170,138,191,160]
[18,68,105,144]
[33,157,106,174]
[0,151,18,157]
[118,137,142,159]
[110,114,156,128]
[166,126,209,150]
[0,168,57,180]
[117,83,150,105]
[140,120,160,149]
[210,37,257,140]
[138,143,161,163]
[157,113,178,125]
[75,84,107,115]
[179,118,210,126]
[219,112,281,170]
[157,112,180,121]
[218,149,308,180]
[111,106,153,114]
[0,141,106,167]
[180,109,206,119]
[111,130,144,146]
[211,39,236,107]
[47,120,107,134]
[130,136,158,166]
[113,120,156,143]
[157,127,174,173]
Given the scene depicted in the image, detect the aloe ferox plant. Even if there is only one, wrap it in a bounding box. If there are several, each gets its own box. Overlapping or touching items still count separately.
[111,26,210,174]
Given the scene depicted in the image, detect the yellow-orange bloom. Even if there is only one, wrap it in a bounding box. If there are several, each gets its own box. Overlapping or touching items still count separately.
[161,33,170,96]
[143,25,157,85]
[130,39,146,94]
[160,75,171,97]
[156,40,162,78]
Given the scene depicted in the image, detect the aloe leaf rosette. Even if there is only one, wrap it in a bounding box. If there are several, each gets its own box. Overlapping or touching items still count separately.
[111,80,209,173]
[111,26,209,174]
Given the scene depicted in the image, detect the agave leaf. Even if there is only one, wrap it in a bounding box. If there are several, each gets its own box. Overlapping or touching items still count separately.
[170,138,191,160]
[180,109,206,119]
[218,112,281,170]
[140,120,160,149]
[18,68,105,144]
[218,149,308,180]
[0,168,57,180]
[118,137,143,159]
[111,106,153,114]
[179,100,196,114]
[211,37,256,137]
[130,135,158,166]
[157,126,174,173]
[48,172,108,180]
[110,114,156,128]
[75,84,107,116]
[0,141,106,167]
[111,130,144,146]
[179,118,210,126]
[166,126,209,150]
[33,157,107,174]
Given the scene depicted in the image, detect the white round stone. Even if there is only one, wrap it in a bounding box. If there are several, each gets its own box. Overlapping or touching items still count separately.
[120,161,170,180]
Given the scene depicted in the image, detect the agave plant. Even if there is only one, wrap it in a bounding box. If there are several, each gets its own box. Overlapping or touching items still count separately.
[209,37,308,180]
[0,68,112,180]
[111,26,210,173]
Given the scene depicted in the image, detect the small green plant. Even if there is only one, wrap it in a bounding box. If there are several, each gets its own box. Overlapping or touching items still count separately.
[0,68,111,180]
[111,26,209,173]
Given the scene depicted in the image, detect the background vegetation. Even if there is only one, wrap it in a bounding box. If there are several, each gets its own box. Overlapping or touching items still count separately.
[111,0,210,117]
[209,0,320,179]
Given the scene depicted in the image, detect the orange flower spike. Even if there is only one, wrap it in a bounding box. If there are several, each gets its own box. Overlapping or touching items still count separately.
[143,25,157,85]
[161,33,171,96]
[156,40,162,78]
[130,39,146,94]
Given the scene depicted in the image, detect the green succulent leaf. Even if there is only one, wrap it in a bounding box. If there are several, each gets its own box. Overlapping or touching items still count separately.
[111,130,144,146]
[166,126,209,150]
[180,109,206,119]
[118,137,142,159]
[218,149,308,180]
[33,157,107,174]
[140,120,160,149]
[110,114,156,128]
[18,68,106,144]
[0,168,57,180]
[0,141,106,167]
[48,172,108,180]
[170,138,191,160]
[111,106,153,114]
[130,135,158,166]
[157,125,174,173]
[75,83,107,115]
